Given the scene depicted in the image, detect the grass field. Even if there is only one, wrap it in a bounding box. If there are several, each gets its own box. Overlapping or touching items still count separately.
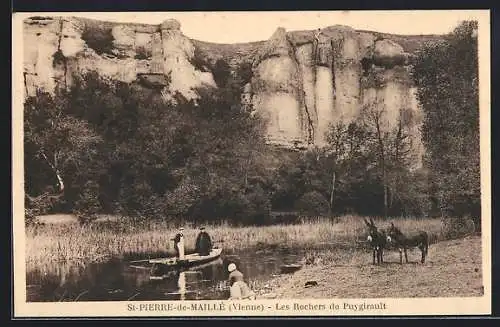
[255,235,484,298]
[25,214,449,271]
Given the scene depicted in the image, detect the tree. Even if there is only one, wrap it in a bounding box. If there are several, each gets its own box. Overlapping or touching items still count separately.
[360,99,391,218]
[412,20,480,220]
[24,90,104,220]
[174,86,268,223]
[267,119,378,217]
[66,72,143,215]
[358,95,425,218]
[386,107,420,215]
[25,68,269,226]
[323,120,375,215]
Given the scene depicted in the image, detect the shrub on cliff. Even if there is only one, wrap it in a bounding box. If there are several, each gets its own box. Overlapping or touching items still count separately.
[52,49,66,68]
[213,59,231,88]
[134,46,152,60]
[237,62,253,86]
[190,47,212,72]
[81,23,115,56]
[208,59,254,103]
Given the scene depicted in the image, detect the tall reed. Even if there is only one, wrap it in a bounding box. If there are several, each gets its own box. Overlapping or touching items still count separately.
[25,215,445,269]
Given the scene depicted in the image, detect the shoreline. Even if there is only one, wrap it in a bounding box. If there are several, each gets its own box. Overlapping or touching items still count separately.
[258,235,483,299]
[23,217,483,300]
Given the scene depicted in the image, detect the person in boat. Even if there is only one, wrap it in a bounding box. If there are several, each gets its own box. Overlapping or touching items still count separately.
[195,227,213,256]
[172,227,185,260]
[227,263,256,300]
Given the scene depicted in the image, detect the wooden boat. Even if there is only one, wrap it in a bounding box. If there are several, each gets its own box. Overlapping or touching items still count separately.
[149,258,223,280]
[149,247,223,268]
[280,264,302,274]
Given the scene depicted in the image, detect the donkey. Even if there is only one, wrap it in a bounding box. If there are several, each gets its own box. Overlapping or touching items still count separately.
[364,218,387,265]
[386,222,429,264]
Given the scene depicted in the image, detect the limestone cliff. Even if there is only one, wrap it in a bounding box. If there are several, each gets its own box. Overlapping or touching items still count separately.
[22,16,443,167]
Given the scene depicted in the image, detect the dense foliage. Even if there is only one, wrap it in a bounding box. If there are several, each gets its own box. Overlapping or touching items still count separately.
[24,21,480,226]
[412,21,480,225]
[24,67,271,225]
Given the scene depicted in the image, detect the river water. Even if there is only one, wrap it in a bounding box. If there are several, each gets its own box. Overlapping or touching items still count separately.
[26,247,304,302]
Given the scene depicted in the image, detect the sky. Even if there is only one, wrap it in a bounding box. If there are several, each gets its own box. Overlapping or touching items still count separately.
[17,10,488,44]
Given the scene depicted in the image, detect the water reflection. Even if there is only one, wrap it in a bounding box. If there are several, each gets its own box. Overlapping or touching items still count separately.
[26,248,303,302]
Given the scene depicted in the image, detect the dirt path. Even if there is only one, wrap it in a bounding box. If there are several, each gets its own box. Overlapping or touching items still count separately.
[262,236,484,299]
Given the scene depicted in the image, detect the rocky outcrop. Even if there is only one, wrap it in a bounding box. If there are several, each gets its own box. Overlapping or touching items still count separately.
[160,19,216,99]
[22,16,443,163]
[251,28,304,146]
[23,16,216,101]
[24,17,61,95]
[313,29,336,146]
[294,43,317,144]
[373,39,409,68]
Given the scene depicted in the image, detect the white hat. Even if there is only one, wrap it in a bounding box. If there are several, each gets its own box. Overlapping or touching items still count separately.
[228,263,237,272]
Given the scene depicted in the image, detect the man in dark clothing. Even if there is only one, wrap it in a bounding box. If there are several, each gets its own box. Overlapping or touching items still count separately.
[195,227,213,256]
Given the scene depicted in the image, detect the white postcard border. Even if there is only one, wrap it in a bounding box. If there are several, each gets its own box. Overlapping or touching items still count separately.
[12,10,492,317]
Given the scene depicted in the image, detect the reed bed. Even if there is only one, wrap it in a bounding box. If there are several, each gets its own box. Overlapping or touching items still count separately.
[25,215,446,269]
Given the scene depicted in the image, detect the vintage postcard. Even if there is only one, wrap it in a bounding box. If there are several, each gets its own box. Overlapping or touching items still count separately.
[12,10,491,317]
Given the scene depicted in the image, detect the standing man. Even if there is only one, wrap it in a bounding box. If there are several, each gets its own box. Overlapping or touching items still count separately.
[195,227,213,256]
[173,227,185,260]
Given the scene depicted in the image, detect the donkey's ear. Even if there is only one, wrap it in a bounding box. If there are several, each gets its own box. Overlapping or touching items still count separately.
[369,217,375,226]
[364,218,371,226]
[391,222,394,227]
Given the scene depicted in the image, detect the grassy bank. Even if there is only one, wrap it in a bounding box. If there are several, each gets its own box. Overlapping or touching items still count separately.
[25,215,447,271]
[254,235,484,298]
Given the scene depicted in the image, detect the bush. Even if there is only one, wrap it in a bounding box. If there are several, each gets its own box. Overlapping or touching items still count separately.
[294,191,330,216]
[241,186,272,226]
[270,211,300,225]
[440,216,476,240]
[190,47,211,72]
[25,208,38,226]
[213,59,231,88]
[24,186,65,226]
[237,62,253,85]
[52,49,66,68]
[73,181,101,224]
[186,186,271,227]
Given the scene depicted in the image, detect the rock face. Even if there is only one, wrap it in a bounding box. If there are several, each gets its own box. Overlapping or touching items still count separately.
[22,16,442,166]
[160,19,216,99]
[23,16,215,101]
[251,28,304,146]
